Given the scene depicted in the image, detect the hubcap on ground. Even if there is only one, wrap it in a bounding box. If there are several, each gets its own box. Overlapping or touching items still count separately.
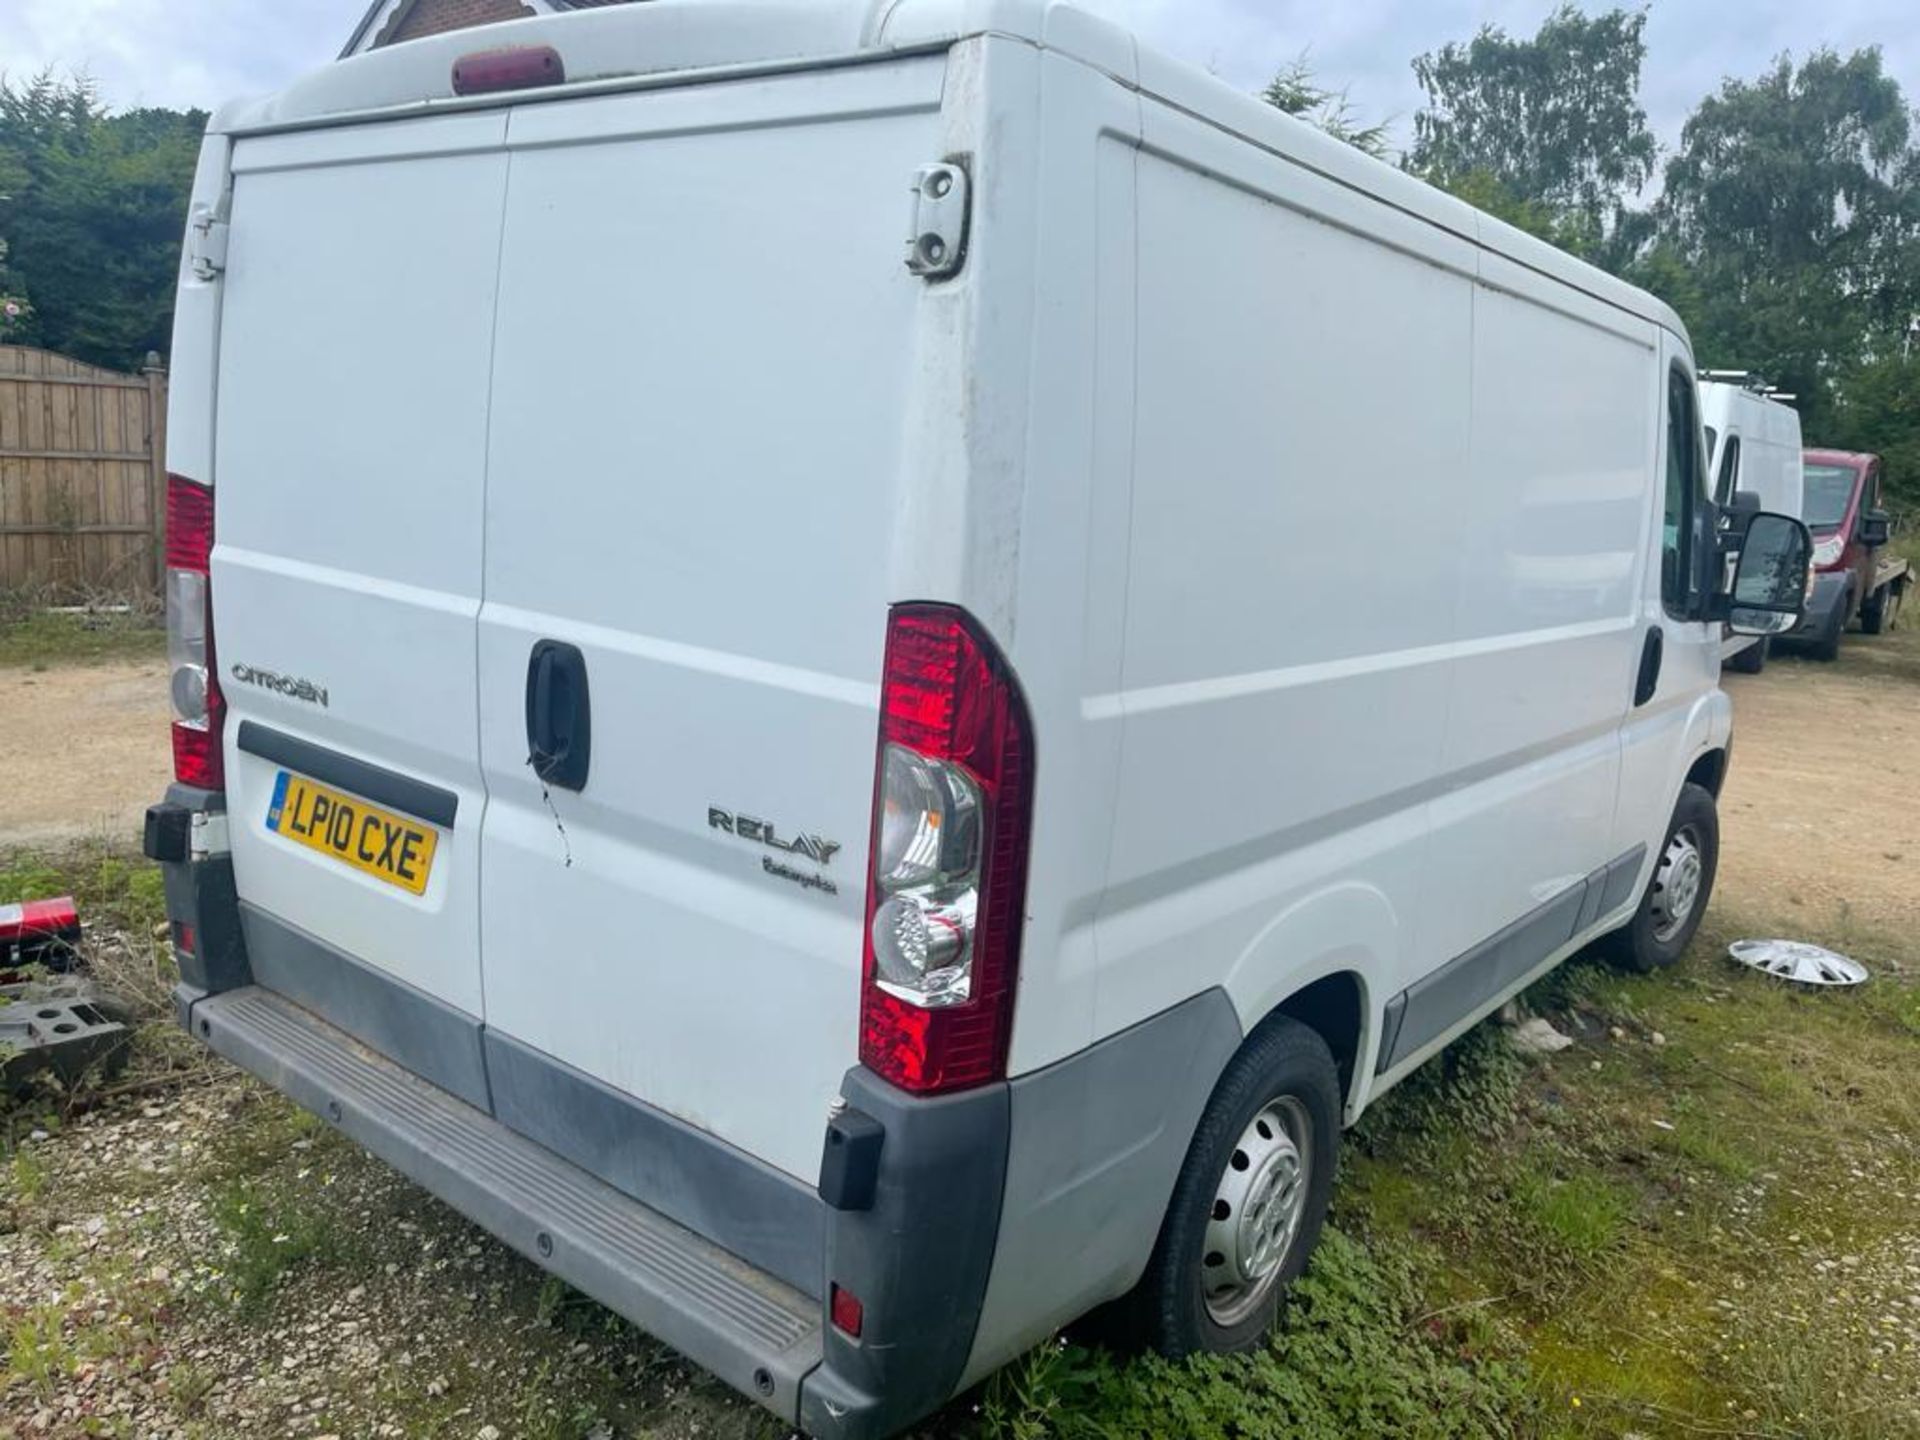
[1201,1096,1312,1326]
[1650,823,1704,942]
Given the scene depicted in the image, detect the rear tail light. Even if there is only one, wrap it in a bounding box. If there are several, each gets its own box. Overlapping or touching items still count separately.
[166,475,225,790]
[859,605,1034,1095]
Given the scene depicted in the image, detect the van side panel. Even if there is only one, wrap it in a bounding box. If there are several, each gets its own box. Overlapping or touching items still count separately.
[216,116,508,1022]
[1094,116,1476,1046]
[475,61,945,1184]
[1417,270,1652,971]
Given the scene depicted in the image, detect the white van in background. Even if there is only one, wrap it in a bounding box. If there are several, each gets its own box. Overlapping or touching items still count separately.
[1699,375,1805,673]
[142,4,1810,1435]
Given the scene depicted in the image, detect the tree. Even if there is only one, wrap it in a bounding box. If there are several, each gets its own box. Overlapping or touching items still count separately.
[0,74,206,369]
[1407,6,1656,240]
[1654,48,1919,470]
[1261,55,1390,160]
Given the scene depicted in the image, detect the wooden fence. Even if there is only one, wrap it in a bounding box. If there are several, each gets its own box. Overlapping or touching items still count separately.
[0,345,168,599]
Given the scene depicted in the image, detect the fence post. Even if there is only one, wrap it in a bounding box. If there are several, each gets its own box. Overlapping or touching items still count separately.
[143,350,168,592]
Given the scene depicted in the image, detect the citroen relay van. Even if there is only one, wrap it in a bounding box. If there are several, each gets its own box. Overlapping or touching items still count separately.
[1698,377,1804,673]
[143,4,1810,1435]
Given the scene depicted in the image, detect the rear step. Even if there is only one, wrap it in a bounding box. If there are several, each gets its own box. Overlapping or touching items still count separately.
[189,986,822,1419]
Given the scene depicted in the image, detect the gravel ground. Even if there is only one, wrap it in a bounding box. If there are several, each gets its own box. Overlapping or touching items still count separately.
[2,1073,777,1439]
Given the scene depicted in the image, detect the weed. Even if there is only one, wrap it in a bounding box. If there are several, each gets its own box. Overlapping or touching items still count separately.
[7,1304,73,1397]
[973,1229,1538,1440]
[167,1359,216,1416]
[1509,1164,1631,1262]
[8,1143,48,1201]
[208,1176,341,1310]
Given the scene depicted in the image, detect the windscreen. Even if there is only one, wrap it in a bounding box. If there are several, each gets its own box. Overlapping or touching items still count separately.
[1803,464,1858,531]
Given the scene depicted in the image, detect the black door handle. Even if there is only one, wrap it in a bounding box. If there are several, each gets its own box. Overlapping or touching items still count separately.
[526,640,591,791]
[1634,626,1664,708]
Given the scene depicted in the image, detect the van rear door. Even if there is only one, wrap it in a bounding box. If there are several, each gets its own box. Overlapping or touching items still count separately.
[215,116,507,1063]
[475,60,947,1182]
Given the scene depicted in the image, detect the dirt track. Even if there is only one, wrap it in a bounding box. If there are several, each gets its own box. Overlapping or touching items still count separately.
[0,660,171,847]
[1718,635,1920,939]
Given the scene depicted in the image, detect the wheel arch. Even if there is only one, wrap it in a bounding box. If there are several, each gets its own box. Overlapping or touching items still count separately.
[1222,882,1395,1123]
[1685,746,1729,799]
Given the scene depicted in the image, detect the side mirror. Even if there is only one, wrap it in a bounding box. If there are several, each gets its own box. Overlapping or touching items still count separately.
[1860,509,1892,548]
[1726,512,1812,636]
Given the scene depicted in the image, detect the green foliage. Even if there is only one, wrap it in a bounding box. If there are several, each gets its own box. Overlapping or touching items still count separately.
[209,1176,342,1310]
[1261,55,1390,160]
[1650,48,1917,451]
[1405,19,1920,504]
[1407,6,1656,232]
[973,1229,1538,1439]
[0,73,205,369]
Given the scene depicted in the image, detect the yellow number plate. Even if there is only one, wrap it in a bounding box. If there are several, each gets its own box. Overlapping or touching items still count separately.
[266,771,439,896]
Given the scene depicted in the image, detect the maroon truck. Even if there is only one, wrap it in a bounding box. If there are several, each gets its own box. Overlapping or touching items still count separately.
[1784,449,1911,660]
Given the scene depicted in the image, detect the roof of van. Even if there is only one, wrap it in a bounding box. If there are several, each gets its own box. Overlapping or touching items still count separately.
[215,0,1688,345]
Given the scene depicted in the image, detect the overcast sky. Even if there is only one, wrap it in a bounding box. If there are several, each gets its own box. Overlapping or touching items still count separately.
[2,0,1915,170]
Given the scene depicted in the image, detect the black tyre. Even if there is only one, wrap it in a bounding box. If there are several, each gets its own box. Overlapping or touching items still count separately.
[1118,1015,1340,1358]
[1726,636,1768,674]
[1861,585,1897,635]
[1602,782,1719,974]
[1807,600,1845,661]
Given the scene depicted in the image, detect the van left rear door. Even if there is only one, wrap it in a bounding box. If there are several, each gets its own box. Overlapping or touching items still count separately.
[215,116,508,1080]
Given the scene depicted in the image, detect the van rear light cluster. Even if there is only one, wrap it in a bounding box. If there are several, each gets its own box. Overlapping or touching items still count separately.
[860,606,1033,1095]
[166,475,225,790]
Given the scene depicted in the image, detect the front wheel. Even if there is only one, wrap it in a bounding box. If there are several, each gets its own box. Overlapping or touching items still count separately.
[1118,1016,1340,1357]
[1601,782,1719,973]
[1727,636,1768,674]
[1861,584,1899,635]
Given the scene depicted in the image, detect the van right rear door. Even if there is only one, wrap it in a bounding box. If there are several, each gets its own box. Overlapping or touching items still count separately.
[474,59,949,1185]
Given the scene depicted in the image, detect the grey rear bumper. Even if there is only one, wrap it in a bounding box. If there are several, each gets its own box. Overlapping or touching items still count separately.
[185,984,826,1418]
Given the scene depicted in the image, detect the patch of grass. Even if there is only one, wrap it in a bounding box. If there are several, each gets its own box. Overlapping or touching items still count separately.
[7,1303,73,1398]
[8,1144,48,1201]
[0,607,164,669]
[972,1229,1540,1440]
[1509,1164,1632,1262]
[208,1175,344,1310]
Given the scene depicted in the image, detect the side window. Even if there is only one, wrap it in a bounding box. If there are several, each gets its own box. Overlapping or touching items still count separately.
[1715,435,1742,506]
[1663,368,1703,615]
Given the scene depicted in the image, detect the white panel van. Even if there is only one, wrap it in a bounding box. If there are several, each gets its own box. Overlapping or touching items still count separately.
[1699,378,1805,673]
[143,4,1810,1435]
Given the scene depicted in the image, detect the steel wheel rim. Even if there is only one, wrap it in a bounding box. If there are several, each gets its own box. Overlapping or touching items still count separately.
[1201,1096,1312,1326]
[1650,823,1705,943]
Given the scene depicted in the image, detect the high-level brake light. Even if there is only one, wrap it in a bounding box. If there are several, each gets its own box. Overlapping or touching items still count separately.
[859,605,1034,1095]
[452,45,566,97]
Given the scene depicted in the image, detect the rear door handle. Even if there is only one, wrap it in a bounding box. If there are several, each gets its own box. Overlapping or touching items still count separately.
[525,640,591,791]
[1634,626,1664,708]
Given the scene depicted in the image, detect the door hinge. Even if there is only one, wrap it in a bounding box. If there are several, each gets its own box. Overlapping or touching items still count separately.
[905,161,970,280]
[188,204,230,281]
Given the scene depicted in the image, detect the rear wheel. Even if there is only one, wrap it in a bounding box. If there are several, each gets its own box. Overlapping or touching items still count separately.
[1118,1016,1339,1357]
[1602,782,1719,974]
[1726,636,1768,674]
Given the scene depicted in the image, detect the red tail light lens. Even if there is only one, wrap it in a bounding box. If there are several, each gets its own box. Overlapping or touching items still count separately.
[166,475,225,791]
[860,605,1033,1094]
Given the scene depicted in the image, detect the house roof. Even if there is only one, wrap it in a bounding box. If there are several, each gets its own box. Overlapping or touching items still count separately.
[341,0,637,59]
